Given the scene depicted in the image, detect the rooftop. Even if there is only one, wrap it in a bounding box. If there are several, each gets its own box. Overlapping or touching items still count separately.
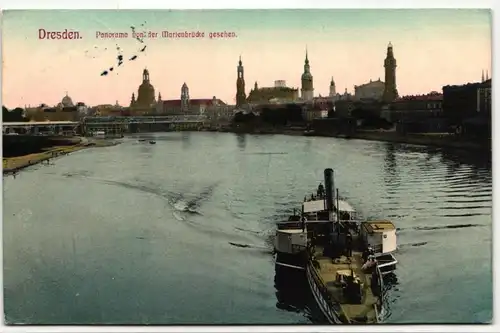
[302,199,355,214]
[394,92,443,102]
[362,220,396,233]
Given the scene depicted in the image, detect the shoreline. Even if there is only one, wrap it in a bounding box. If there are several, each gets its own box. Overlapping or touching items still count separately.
[3,144,86,175]
[2,138,121,175]
[344,131,490,152]
[215,127,490,152]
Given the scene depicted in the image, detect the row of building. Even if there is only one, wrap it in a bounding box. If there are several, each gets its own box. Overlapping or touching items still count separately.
[20,41,491,141]
[235,42,399,107]
[23,42,400,122]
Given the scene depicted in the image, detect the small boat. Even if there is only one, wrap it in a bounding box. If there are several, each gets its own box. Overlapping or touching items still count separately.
[149,140,156,144]
[303,129,316,136]
[138,139,146,142]
[274,168,398,324]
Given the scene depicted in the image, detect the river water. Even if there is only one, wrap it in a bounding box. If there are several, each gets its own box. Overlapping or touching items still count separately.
[3,132,492,325]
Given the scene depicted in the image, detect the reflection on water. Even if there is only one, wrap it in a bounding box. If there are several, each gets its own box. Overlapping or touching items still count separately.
[236,134,246,150]
[273,264,327,324]
[181,132,191,149]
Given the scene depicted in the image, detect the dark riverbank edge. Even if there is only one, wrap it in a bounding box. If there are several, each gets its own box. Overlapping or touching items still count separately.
[3,137,121,175]
[211,127,491,153]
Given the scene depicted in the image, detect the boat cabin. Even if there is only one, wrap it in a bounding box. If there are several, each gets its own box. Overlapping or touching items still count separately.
[274,229,307,254]
[302,198,358,221]
[360,220,397,254]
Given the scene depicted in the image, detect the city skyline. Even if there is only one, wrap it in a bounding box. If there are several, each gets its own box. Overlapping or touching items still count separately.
[2,9,492,108]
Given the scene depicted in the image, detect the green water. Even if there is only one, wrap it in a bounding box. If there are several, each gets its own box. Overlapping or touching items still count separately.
[3,132,492,324]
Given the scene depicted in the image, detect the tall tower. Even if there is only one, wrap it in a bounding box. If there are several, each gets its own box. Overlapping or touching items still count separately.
[236,56,247,107]
[130,93,136,107]
[300,49,314,100]
[136,68,156,107]
[329,77,336,97]
[382,42,399,103]
[181,83,190,111]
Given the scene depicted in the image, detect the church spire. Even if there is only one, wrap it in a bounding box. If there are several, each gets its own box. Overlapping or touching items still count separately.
[482,69,485,82]
[486,70,489,81]
[382,41,398,102]
[130,92,136,107]
[236,56,246,107]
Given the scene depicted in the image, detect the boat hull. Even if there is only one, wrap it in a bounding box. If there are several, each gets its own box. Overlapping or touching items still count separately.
[275,251,307,271]
[306,264,344,324]
[305,263,386,324]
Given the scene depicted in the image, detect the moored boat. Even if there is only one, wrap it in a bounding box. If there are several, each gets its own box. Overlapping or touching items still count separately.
[274,168,398,324]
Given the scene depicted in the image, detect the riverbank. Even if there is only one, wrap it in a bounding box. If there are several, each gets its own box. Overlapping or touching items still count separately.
[3,145,86,174]
[3,137,122,175]
[214,126,489,152]
[345,131,490,152]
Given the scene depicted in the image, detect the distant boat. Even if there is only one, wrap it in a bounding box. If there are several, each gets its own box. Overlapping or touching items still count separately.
[138,139,146,142]
[303,129,316,136]
[149,140,156,144]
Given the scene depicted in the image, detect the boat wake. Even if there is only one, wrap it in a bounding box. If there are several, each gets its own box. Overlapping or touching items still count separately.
[397,223,485,234]
[61,173,216,216]
[173,200,202,215]
[60,173,271,248]
[228,242,273,254]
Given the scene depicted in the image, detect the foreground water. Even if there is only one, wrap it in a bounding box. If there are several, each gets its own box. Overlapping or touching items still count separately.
[3,132,492,324]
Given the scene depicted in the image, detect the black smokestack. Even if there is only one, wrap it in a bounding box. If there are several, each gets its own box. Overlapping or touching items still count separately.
[324,168,335,212]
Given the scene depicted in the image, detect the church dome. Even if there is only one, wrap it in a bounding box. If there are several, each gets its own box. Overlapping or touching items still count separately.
[61,93,74,107]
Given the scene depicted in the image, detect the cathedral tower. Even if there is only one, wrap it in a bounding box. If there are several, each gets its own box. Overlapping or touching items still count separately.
[329,77,336,97]
[382,42,399,103]
[181,82,190,112]
[300,49,314,101]
[236,56,247,107]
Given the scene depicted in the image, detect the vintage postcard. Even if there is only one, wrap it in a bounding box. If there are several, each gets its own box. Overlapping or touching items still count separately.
[2,9,492,325]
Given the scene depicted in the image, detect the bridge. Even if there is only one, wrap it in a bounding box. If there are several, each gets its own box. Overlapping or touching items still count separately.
[3,115,208,136]
[81,115,207,135]
[82,115,206,125]
[3,121,80,136]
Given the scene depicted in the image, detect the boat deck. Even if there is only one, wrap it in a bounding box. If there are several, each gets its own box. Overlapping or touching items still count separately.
[311,246,379,323]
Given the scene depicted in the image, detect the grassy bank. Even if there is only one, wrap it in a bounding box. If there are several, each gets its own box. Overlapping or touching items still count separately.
[2,137,122,174]
[3,144,86,174]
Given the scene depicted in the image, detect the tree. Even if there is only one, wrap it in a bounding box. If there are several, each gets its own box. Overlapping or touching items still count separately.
[3,106,28,122]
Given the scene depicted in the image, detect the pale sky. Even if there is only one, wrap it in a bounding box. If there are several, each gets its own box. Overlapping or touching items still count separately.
[1,9,492,108]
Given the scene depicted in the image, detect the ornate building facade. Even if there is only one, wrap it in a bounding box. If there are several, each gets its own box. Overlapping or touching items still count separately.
[247,81,299,104]
[354,78,385,101]
[158,82,227,115]
[382,42,399,103]
[300,50,314,101]
[25,92,80,121]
